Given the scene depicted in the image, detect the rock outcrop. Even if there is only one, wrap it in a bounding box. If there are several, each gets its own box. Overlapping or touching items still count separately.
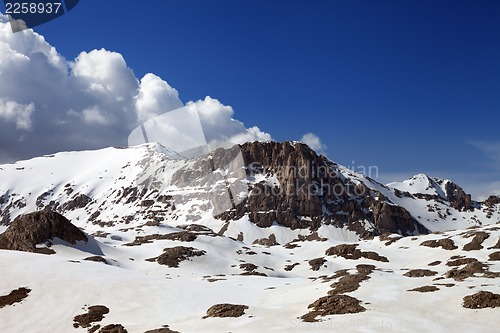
[216,141,426,238]
[203,303,249,318]
[0,210,87,252]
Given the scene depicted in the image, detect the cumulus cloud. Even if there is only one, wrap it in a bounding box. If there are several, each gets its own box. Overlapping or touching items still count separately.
[0,98,34,130]
[186,97,272,144]
[0,13,270,162]
[129,96,272,155]
[300,132,327,155]
[135,73,183,122]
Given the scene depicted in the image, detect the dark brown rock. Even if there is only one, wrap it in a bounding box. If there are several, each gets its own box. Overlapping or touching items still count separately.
[483,195,500,207]
[240,271,267,277]
[371,201,421,235]
[452,190,473,211]
[0,287,31,309]
[328,265,374,295]
[463,291,500,309]
[325,244,361,259]
[325,244,389,262]
[99,324,128,333]
[73,305,110,329]
[143,327,180,333]
[284,263,300,271]
[147,246,206,267]
[204,303,248,318]
[420,238,458,250]
[361,251,389,262]
[84,256,108,264]
[379,233,401,246]
[125,232,197,246]
[239,263,258,272]
[252,234,278,247]
[462,232,490,251]
[308,258,326,271]
[302,295,365,322]
[408,286,439,292]
[445,261,494,281]
[404,269,438,278]
[446,258,478,266]
[0,211,87,252]
[61,194,92,211]
[444,181,473,211]
[489,251,500,261]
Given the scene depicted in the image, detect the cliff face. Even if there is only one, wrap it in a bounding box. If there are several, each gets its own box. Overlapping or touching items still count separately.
[215,141,425,238]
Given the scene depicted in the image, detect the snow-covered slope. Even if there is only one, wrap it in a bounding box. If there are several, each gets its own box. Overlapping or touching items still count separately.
[0,213,499,333]
[0,142,499,332]
[388,173,452,199]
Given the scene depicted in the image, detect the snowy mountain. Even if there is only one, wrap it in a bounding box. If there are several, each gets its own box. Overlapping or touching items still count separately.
[387,173,477,208]
[388,173,458,200]
[1,142,498,240]
[0,141,499,333]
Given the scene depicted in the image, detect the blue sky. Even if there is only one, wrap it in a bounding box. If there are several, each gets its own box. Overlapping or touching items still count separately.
[1,0,499,197]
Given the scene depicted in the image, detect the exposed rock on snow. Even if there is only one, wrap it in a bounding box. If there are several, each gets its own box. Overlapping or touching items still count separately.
[0,210,87,252]
[325,244,389,262]
[203,303,249,318]
[420,238,458,250]
[489,252,500,261]
[143,327,180,333]
[403,269,438,277]
[308,257,326,271]
[328,264,375,295]
[84,256,108,264]
[408,286,440,292]
[98,324,128,333]
[73,305,110,329]
[462,231,489,251]
[445,261,499,281]
[147,246,206,267]
[125,232,198,246]
[0,287,31,309]
[302,294,366,321]
[463,291,500,309]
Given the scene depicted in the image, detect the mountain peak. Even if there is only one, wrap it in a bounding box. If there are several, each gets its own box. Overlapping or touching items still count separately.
[387,173,473,212]
[388,174,453,199]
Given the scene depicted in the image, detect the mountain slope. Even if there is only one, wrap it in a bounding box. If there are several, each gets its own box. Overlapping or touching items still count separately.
[0,211,499,332]
[0,142,499,332]
[0,142,498,242]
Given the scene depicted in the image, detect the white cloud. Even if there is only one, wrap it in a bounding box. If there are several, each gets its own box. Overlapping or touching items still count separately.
[228,126,273,144]
[71,49,138,101]
[0,13,270,162]
[0,98,35,130]
[135,73,183,122]
[81,106,113,125]
[300,132,327,155]
[186,97,272,144]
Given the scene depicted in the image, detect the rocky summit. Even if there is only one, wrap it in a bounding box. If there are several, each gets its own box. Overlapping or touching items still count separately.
[0,142,499,333]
